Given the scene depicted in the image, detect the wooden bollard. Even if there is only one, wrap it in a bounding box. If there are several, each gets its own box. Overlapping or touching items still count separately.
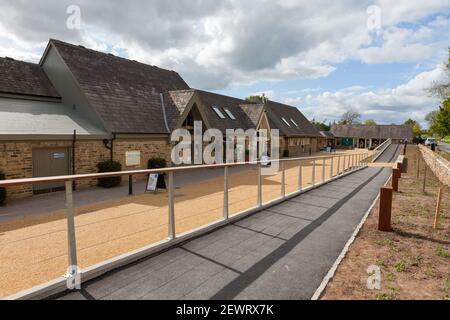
[379,187,393,232]
[396,162,402,175]
[392,168,401,192]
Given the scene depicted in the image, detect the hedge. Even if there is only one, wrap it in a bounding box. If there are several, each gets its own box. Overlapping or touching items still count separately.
[0,172,6,206]
[97,160,122,188]
[148,157,167,169]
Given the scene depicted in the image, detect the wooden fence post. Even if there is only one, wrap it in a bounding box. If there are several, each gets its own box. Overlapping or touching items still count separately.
[392,168,401,192]
[417,156,420,179]
[422,165,427,193]
[379,187,393,232]
[434,187,443,229]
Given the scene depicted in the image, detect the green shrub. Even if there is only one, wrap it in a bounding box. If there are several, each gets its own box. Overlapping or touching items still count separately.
[148,157,167,169]
[0,172,6,206]
[97,160,122,188]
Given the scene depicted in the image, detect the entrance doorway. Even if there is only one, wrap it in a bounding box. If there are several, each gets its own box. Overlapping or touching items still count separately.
[32,148,71,194]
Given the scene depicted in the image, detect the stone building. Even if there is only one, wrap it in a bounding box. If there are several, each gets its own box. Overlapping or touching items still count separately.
[331,124,414,149]
[0,39,320,200]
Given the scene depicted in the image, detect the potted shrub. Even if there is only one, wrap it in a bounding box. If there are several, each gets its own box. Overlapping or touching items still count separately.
[0,172,6,206]
[97,160,122,188]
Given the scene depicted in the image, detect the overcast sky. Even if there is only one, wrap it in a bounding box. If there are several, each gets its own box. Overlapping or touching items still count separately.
[1,0,449,127]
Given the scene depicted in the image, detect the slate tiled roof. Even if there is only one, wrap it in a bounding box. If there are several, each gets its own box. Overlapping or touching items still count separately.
[240,104,265,126]
[320,131,335,138]
[331,124,414,140]
[265,100,322,137]
[162,89,196,130]
[0,57,60,98]
[195,90,257,132]
[50,39,190,134]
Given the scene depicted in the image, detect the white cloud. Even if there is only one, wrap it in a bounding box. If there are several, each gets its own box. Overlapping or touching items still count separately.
[298,65,448,126]
[0,1,448,89]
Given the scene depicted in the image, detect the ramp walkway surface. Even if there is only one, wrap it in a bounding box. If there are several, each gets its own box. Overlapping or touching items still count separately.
[54,144,401,300]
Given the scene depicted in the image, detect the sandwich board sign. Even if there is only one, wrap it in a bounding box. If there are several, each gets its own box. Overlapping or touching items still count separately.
[146,173,167,193]
[146,174,159,192]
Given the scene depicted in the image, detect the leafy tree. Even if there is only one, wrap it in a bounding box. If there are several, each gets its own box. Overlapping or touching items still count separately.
[339,110,361,125]
[404,118,423,137]
[245,95,264,104]
[434,99,450,137]
[364,119,377,125]
[312,120,331,131]
[426,111,438,134]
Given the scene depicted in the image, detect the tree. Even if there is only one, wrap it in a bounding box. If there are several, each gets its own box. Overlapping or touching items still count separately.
[339,110,361,125]
[428,48,450,100]
[404,118,422,137]
[426,111,438,134]
[364,119,377,125]
[434,99,450,137]
[312,120,331,131]
[245,95,264,104]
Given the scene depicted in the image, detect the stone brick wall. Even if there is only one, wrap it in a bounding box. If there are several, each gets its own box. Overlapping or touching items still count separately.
[419,144,450,187]
[113,138,171,182]
[0,137,172,200]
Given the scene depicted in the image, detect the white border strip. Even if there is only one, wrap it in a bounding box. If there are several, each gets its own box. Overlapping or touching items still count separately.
[311,172,392,300]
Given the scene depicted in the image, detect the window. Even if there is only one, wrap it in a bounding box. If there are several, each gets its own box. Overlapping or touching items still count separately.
[281,117,291,127]
[223,107,236,120]
[212,106,226,119]
[290,118,299,127]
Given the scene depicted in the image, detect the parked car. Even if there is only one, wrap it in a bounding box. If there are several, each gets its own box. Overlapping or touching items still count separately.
[424,138,437,146]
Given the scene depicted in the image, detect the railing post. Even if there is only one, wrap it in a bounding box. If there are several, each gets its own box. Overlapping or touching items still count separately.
[330,156,334,178]
[223,166,229,220]
[312,159,316,186]
[281,161,286,198]
[257,163,262,207]
[168,171,176,240]
[65,180,78,269]
[322,158,326,183]
[298,160,303,191]
[128,175,133,195]
[337,156,341,175]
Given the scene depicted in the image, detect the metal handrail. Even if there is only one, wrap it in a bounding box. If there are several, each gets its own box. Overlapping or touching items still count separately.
[0,152,370,187]
[373,138,392,152]
[1,151,370,298]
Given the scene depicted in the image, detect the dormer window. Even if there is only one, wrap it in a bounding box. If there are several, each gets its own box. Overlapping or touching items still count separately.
[223,108,236,120]
[212,106,226,119]
[281,117,291,127]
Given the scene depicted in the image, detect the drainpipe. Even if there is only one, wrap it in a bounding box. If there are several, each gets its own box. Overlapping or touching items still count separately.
[103,133,116,161]
[72,129,77,190]
[110,133,116,161]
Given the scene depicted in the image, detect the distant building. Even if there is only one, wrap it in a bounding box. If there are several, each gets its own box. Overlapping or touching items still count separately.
[330,124,414,149]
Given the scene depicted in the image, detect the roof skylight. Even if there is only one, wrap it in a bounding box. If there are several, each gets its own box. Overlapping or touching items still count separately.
[281,117,291,127]
[212,106,226,119]
[290,118,299,127]
[223,108,236,120]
